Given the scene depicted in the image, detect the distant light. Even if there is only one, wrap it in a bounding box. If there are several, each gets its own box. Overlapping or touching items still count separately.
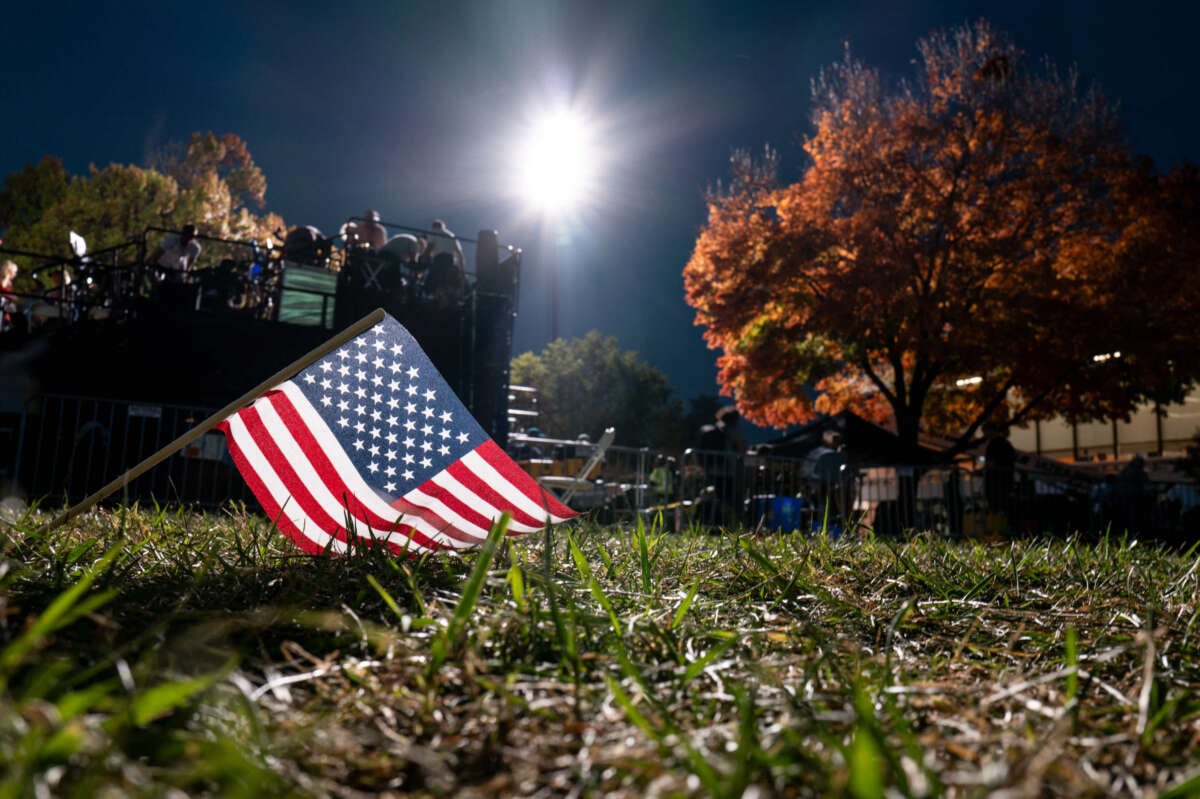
[1092,351,1122,363]
[955,376,983,387]
[514,108,598,213]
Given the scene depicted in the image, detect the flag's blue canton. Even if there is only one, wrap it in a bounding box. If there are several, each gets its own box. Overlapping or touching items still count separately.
[292,317,489,498]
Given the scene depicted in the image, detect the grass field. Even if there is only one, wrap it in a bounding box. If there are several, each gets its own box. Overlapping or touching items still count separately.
[1,506,1198,798]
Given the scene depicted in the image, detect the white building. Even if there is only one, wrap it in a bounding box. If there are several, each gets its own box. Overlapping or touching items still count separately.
[1009,391,1200,462]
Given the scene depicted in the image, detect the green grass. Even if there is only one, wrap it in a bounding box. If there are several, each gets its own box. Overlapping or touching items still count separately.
[1,505,1199,797]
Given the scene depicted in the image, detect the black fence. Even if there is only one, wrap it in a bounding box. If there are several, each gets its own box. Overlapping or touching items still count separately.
[2,394,253,511]
[3,396,1197,544]
[510,436,1200,543]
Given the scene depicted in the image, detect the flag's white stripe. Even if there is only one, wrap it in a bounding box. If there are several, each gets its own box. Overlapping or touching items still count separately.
[278,382,536,541]
[420,469,550,534]
[231,403,443,554]
[403,478,511,539]
[252,393,464,549]
[458,448,575,524]
[224,411,352,554]
[270,384,488,545]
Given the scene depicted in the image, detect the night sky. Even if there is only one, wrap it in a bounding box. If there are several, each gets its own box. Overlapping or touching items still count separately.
[4,0,1198,427]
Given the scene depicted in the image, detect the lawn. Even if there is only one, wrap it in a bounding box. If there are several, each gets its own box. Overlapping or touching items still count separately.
[1,506,1198,798]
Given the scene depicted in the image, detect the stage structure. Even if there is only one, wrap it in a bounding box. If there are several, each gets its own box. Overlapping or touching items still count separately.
[0,222,522,507]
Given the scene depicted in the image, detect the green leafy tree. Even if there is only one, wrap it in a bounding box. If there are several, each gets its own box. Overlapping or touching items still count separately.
[1,132,283,263]
[6,164,179,258]
[510,331,686,448]
[0,156,69,236]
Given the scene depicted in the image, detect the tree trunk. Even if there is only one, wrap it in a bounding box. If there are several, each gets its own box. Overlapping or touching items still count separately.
[894,405,923,463]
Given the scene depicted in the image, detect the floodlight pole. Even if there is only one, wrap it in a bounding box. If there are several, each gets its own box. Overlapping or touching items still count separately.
[550,233,559,342]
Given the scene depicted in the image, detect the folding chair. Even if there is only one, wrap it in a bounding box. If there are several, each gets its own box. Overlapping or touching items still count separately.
[563,427,614,504]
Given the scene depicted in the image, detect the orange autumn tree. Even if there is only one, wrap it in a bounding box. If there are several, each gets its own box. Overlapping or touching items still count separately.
[685,20,1198,458]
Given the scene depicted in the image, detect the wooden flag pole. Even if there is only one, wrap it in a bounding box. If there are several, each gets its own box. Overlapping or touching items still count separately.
[42,308,387,532]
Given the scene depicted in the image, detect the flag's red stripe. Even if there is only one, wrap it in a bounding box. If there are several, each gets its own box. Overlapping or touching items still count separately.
[477,440,577,518]
[261,391,453,547]
[218,419,330,555]
[237,403,369,548]
[225,413,425,557]
[443,457,553,529]
[265,391,479,545]
[269,387,513,543]
[248,396,446,551]
[405,478,510,535]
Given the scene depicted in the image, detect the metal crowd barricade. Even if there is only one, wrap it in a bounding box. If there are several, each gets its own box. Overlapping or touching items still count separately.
[5,394,254,511]
[5,399,1195,540]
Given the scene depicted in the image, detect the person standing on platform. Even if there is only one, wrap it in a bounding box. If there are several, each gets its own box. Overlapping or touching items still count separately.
[353,209,388,252]
[147,224,202,283]
[423,219,464,268]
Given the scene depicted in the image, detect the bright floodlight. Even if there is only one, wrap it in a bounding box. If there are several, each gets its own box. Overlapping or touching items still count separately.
[515,109,597,213]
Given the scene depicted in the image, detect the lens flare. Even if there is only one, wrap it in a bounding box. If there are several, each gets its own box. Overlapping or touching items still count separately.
[515,109,598,213]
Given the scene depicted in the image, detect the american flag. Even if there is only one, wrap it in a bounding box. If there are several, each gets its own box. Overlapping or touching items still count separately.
[218,313,577,555]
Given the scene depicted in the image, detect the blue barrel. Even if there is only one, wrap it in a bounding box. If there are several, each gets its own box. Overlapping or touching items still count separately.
[772,496,802,532]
